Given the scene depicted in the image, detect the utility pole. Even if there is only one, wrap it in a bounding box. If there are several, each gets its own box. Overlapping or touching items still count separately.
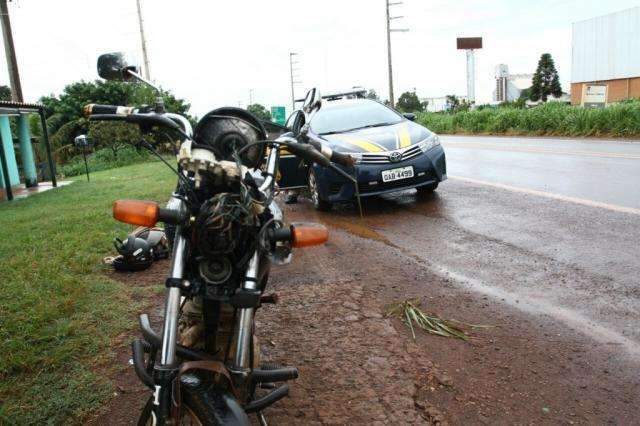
[0,0,23,102]
[289,52,301,112]
[249,88,254,106]
[385,0,408,108]
[136,0,151,80]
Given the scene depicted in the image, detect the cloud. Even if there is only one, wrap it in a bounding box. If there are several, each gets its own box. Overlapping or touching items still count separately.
[0,0,636,116]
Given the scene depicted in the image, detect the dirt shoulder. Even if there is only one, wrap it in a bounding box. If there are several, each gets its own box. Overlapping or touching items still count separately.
[257,217,638,425]
[87,203,638,425]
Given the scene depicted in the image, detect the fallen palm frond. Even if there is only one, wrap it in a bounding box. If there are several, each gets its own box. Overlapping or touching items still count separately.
[385,298,481,341]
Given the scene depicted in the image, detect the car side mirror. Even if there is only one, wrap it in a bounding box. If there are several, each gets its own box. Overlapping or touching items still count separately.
[302,88,322,114]
[403,113,416,121]
[97,52,140,82]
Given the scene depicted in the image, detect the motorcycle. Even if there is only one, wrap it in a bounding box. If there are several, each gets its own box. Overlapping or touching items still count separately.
[85,53,356,425]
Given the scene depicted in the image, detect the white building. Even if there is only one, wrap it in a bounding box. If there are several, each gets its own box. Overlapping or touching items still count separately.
[422,95,469,112]
[571,7,640,105]
[493,64,533,102]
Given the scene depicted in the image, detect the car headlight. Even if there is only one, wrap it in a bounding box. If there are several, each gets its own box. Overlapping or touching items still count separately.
[417,134,440,153]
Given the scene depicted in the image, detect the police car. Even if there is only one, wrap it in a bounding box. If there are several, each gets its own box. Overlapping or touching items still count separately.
[278,92,447,211]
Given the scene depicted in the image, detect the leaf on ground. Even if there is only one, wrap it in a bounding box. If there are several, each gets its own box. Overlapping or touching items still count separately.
[385,299,488,341]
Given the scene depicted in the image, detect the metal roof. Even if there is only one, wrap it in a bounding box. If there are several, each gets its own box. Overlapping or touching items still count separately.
[0,100,44,115]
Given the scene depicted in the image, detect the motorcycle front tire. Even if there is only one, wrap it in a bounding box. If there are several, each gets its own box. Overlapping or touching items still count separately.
[137,376,249,426]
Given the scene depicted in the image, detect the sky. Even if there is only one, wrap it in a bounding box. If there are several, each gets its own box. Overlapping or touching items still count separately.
[2,0,639,117]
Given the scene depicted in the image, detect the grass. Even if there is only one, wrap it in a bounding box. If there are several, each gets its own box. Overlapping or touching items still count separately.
[60,146,154,177]
[417,100,640,138]
[0,160,176,424]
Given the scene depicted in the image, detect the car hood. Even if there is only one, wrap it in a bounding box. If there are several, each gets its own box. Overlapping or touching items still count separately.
[320,120,432,153]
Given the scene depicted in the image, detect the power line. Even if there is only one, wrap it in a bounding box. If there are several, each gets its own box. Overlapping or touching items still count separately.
[385,0,408,108]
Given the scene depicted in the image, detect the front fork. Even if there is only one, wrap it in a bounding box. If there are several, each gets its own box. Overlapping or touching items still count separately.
[151,196,188,423]
[150,195,260,422]
[230,251,260,392]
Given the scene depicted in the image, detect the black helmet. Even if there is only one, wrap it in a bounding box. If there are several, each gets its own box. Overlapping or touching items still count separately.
[111,227,169,272]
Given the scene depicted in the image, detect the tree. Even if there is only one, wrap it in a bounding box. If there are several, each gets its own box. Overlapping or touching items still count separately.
[396,91,427,113]
[366,89,380,101]
[0,85,11,101]
[445,95,471,113]
[519,87,532,101]
[247,103,271,121]
[529,53,563,102]
[87,121,141,158]
[39,80,191,161]
[445,95,460,111]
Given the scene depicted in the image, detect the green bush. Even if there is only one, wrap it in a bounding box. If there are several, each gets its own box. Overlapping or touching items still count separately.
[416,100,640,138]
[60,146,154,177]
[415,112,454,134]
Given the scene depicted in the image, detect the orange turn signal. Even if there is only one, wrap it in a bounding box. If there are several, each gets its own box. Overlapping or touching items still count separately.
[113,200,159,227]
[291,222,329,248]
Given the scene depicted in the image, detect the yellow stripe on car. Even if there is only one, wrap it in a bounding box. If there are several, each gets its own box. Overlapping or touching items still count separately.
[266,146,294,156]
[398,125,412,148]
[340,136,386,152]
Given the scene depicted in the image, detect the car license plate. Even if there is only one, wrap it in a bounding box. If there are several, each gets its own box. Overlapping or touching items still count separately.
[381,166,414,182]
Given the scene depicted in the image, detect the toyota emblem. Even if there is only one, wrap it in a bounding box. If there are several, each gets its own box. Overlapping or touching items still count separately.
[389,151,403,162]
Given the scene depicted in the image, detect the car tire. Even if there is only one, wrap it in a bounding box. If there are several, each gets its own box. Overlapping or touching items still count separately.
[308,169,332,211]
[416,182,438,195]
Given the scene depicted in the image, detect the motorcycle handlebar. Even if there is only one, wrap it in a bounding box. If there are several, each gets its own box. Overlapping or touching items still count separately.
[87,110,182,133]
[304,133,355,168]
[282,141,331,167]
[83,103,135,117]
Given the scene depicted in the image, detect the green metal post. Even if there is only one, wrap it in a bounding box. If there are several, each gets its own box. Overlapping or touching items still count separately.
[39,109,56,187]
[0,115,19,187]
[0,133,12,200]
[17,114,37,187]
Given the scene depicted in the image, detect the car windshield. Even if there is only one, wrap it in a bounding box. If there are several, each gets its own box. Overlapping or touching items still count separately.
[310,101,403,134]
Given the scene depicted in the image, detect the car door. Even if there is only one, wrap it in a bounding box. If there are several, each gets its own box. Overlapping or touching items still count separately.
[277,111,309,189]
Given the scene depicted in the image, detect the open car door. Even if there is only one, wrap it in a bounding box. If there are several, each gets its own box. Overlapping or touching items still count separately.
[277,111,309,189]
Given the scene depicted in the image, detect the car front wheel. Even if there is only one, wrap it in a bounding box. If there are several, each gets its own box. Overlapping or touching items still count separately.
[309,169,332,211]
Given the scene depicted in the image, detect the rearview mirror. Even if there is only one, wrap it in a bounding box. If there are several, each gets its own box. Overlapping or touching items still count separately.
[302,88,322,114]
[97,52,140,81]
[403,113,416,121]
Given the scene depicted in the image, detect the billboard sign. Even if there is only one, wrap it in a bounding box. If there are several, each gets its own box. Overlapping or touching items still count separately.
[271,106,286,126]
[457,37,483,50]
[582,84,607,108]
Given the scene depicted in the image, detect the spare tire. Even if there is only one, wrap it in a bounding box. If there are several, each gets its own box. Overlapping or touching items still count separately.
[194,107,267,169]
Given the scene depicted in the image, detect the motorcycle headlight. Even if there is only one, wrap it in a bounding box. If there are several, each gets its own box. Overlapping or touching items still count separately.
[417,134,440,153]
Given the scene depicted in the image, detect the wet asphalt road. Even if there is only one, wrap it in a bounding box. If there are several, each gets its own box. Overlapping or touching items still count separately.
[442,135,640,210]
[302,135,640,362]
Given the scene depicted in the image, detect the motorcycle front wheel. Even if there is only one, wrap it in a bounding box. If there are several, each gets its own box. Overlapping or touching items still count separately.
[137,373,249,426]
